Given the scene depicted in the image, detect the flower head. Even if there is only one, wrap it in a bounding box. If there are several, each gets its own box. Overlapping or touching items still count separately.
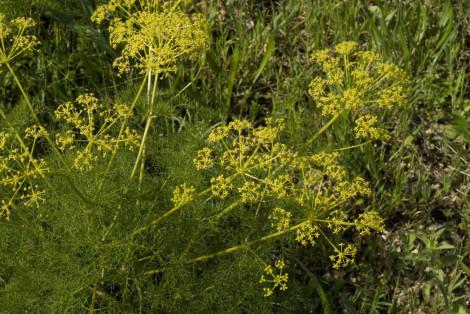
[0,15,39,64]
[259,259,288,297]
[92,1,209,77]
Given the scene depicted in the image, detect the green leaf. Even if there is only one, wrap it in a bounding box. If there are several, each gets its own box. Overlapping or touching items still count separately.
[436,242,455,250]
[290,255,332,314]
[252,33,275,84]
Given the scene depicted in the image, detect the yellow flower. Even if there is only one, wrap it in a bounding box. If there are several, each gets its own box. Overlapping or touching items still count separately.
[259,259,288,297]
[20,185,45,208]
[55,131,75,151]
[295,222,320,247]
[55,94,140,171]
[354,211,385,236]
[25,125,48,140]
[193,147,213,171]
[269,207,292,232]
[308,41,408,119]
[354,115,390,141]
[0,15,39,64]
[327,210,348,234]
[237,181,262,204]
[171,183,196,208]
[208,125,230,142]
[210,175,232,199]
[266,174,293,198]
[329,243,357,269]
[334,41,358,55]
[228,119,252,132]
[92,2,209,77]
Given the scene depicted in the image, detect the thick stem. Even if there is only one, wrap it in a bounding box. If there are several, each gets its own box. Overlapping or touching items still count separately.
[215,200,241,219]
[130,73,158,181]
[89,285,97,314]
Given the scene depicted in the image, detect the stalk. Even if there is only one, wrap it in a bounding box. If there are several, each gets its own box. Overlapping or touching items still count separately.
[4,62,66,165]
[186,222,305,263]
[98,72,148,190]
[307,113,340,145]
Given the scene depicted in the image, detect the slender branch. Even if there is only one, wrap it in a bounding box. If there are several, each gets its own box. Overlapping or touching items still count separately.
[331,140,373,152]
[128,186,212,238]
[98,73,148,190]
[307,113,340,144]
[186,222,305,263]
[130,115,154,179]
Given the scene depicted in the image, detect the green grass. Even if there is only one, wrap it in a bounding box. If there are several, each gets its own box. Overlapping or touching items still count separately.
[1,0,469,313]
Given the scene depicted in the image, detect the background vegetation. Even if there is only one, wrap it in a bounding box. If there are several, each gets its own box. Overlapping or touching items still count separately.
[0,0,469,313]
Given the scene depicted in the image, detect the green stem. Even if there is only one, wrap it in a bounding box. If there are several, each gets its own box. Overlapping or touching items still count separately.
[186,222,305,263]
[307,113,341,145]
[98,73,148,190]
[312,218,356,227]
[331,140,373,152]
[128,186,212,238]
[89,285,97,314]
[215,200,240,219]
[5,62,38,122]
[131,72,158,181]
[130,115,154,179]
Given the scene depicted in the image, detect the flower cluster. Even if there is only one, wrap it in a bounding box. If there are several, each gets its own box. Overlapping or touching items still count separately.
[54,94,140,171]
[259,259,288,297]
[91,0,209,77]
[194,118,294,201]
[0,14,39,65]
[308,41,409,141]
[329,243,357,269]
[171,183,196,208]
[191,118,385,275]
[0,129,48,220]
[269,207,292,232]
[295,222,320,246]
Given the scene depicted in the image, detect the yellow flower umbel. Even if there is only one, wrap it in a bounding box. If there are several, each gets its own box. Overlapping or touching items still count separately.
[259,259,288,297]
[91,0,209,189]
[187,117,384,273]
[171,183,196,208]
[329,243,357,270]
[0,128,49,220]
[0,14,39,66]
[308,41,409,141]
[194,118,296,207]
[55,94,140,171]
[91,0,209,77]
